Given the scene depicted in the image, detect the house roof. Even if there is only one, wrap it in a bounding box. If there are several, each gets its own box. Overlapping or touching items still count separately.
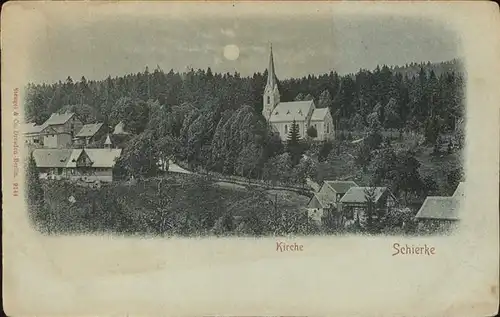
[340,187,388,204]
[33,148,122,168]
[76,123,103,138]
[43,112,76,126]
[65,149,84,168]
[453,182,465,198]
[76,123,104,138]
[22,123,44,135]
[310,108,330,121]
[324,181,359,194]
[32,149,73,168]
[415,196,461,220]
[104,134,112,145]
[113,121,130,135]
[315,186,337,208]
[269,100,314,122]
[307,194,325,209]
[83,148,122,168]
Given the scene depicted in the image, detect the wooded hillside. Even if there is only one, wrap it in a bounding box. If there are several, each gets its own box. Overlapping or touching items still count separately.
[25,59,465,203]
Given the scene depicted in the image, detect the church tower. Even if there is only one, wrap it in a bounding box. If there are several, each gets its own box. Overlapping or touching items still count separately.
[262,43,280,121]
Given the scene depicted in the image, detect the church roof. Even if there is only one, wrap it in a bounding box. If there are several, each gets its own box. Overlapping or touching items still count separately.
[269,100,314,122]
[311,108,330,121]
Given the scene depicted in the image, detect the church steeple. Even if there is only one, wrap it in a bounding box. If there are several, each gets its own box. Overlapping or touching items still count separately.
[267,43,277,88]
[262,42,280,121]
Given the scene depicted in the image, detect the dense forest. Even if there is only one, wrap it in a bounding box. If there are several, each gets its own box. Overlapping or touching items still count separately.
[25,58,465,206]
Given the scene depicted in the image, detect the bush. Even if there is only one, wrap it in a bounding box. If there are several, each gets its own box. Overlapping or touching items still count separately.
[307,126,318,138]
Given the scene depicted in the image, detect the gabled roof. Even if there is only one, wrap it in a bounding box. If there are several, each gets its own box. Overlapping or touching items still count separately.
[307,194,325,209]
[340,187,388,204]
[76,123,104,138]
[310,108,330,121]
[452,182,465,198]
[65,149,84,168]
[83,148,122,168]
[415,196,461,220]
[32,149,73,168]
[315,186,337,208]
[43,112,76,126]
[22,123,44,134]
[324,181,358,194]
[33,148,122,169]
[104,134,112,145]
[113,121,130,135]
[269,100,314,122]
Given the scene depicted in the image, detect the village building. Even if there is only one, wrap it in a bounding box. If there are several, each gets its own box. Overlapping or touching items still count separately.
[262,44,335,141]
[32,147,122,183]
[307,180,358,222]
[338,186,397,227]
[23,112,84,148]
[22,123,53,147]
[40,112,84,148]
[113,121,130,135]
[74,122,107,146]
[415,182,464,232]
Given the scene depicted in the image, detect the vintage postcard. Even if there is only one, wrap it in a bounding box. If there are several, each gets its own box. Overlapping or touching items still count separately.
[2,1,499,316]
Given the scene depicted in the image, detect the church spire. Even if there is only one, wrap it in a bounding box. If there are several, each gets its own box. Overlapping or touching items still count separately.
[262,42,280,121]
[267,43,277,88]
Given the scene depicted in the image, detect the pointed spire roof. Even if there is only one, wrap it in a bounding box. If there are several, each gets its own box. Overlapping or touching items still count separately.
[104,133,112,148]
[266,43,278,88]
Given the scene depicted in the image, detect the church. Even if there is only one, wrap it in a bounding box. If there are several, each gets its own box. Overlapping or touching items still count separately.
[262,44,335,142]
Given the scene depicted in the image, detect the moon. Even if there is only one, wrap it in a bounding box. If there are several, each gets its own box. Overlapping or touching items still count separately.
[223,44,240,61]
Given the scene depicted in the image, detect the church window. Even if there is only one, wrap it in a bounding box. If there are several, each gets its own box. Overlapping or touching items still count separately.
[267,96,270,104]
[285,125,288,134]
[326,123,329,133]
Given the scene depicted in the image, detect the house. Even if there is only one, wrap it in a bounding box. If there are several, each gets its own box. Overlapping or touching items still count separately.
[39,112,84,148]
[32,147,122,183]
[452,181,465,199]
[22,123,47,146]
[31,148,73,180]
[306,180,358,222]
[415,182,465,232]
[262,44,335,141]
[338,186,397,227]
[74,122,106,146]
[113,121,130,135]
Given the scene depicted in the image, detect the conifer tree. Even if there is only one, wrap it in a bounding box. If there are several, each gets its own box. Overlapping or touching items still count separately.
[26,153,43,207]
[286,119,303,166]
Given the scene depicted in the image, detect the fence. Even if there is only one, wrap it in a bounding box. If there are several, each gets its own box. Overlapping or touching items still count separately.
[169,162,314,196]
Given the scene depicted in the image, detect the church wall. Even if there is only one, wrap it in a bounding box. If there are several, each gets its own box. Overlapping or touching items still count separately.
[310,120,325,140]
[271,120,307,141]
[324,111,335,141]
[298,121,306,139]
